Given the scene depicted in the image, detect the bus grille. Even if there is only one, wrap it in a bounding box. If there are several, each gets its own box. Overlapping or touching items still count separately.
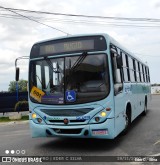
[40,108,93,116]
[48,119,86,123]
[53,128,82,134]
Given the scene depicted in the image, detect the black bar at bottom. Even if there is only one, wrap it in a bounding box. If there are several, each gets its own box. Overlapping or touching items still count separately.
[0,156,160,162]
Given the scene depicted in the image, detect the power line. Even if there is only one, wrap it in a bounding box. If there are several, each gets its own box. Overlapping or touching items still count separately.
[42,18,160,28]
[1,13,160,29]
[1,6,160,29]
[0,6,70,35]
[1,6,160,31]
[1,6,160,22]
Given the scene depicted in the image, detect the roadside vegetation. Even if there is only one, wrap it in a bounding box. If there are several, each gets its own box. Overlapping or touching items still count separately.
[0,115,29,122]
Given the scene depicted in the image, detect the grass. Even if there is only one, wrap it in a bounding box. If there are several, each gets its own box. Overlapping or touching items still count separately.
[0,115,29,122]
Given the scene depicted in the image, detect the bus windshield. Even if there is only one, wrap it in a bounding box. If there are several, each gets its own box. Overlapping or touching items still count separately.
[29,54,110,104]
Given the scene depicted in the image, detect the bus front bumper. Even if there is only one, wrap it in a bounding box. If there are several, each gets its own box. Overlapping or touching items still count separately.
[29,118,115,139]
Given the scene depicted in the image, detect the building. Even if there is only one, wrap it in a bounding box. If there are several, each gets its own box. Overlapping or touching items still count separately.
[151,86,160,94]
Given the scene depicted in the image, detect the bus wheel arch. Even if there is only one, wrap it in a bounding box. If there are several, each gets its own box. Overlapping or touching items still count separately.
[122,102,132,135]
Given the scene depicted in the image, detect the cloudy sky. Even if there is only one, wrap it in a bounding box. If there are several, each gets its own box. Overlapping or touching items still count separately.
[0,0,160,91]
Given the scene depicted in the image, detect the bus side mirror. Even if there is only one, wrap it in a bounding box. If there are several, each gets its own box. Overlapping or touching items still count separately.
[16,67,20,81]
[116,55,123,69]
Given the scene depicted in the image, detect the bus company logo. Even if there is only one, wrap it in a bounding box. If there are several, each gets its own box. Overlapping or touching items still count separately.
[53,117,61,120]
[63,118,69,124]
[76,116,90,120]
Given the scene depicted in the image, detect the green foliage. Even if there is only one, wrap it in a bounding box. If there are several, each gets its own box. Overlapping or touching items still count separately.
[0,117,10,122]
[21,115,29,120]
[8,79,28,92]
[151,83,160,86]
[15,101,28,111]
[0,116,29,122]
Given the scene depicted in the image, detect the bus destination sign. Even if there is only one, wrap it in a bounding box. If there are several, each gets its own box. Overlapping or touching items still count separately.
[30,36,107,58]
[40,40,94,55]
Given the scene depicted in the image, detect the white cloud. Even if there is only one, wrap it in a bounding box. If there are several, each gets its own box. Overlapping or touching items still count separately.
[102,1,137,17]
[0,0,160,91]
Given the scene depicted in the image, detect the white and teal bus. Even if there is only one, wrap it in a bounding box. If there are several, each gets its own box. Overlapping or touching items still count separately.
[17,33,151,139]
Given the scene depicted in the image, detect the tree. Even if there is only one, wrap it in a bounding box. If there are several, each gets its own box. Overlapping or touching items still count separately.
[151,83,160,86]
[8,79,28,92]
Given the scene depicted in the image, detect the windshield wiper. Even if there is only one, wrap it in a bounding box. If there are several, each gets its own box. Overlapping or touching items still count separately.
[70,52,88,72]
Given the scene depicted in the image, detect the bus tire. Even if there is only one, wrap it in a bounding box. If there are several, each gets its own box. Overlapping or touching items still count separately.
[142,99,147,116]
[122,108,131,135]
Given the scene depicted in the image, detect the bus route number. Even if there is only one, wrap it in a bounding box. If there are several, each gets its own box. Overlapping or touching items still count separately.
[30,86,45,102]
[33,90,41,98]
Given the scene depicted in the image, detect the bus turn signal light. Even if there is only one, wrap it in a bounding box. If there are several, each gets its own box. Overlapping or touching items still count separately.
[106,108,111,111]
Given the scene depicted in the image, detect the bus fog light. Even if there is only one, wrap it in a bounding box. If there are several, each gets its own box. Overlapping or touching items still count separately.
[100,111,106,117]
[37,118,42,123]
[32,113,37,119]
[95,117,100,122]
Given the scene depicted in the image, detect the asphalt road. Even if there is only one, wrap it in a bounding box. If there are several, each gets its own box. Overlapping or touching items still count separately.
[0,95,160,164]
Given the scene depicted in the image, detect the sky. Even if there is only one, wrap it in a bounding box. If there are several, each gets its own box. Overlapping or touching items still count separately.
[0,0,160,91]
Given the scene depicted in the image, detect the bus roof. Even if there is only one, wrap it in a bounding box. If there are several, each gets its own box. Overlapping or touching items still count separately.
[33,33,148,67]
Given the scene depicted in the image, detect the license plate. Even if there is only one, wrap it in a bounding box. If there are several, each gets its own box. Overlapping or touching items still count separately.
[92,129,108,135]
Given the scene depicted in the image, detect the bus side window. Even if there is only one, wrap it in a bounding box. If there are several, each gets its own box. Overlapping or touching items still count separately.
[139,63,144,82]
[147,68,150,82]
[133,59,137,82]
[128,56,135,82]
[126,55,130,81]
[116,68,122,83]
[111,52,122,83]
[122,52,129,82]
[135,60,140,82]
[111,50,123,95]
[145,66,148,82]
[138,62,142,82]
[142,65,146,82]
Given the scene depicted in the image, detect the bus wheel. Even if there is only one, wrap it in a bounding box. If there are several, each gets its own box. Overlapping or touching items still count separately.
[142,101,147,116]
[122,110,131,135]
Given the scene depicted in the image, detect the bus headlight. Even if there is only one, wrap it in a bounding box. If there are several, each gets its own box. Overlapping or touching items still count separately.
[31,113,45,124]
[100,111,107,117]
[89,110,108,124]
